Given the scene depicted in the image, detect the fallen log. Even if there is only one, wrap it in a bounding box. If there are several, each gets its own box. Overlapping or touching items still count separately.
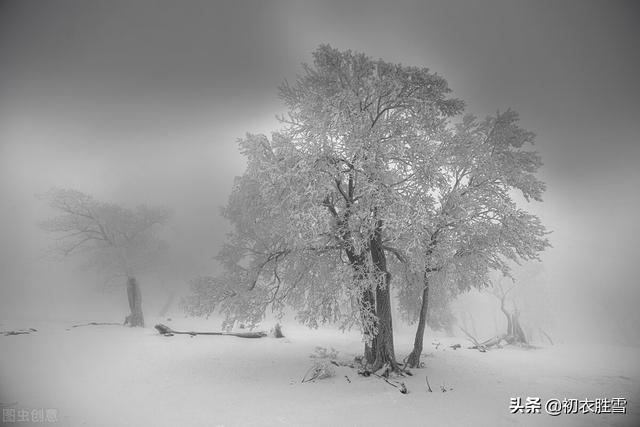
[480,334,507,348]
[460,326,487,352]
[460,327,516,352]
[154,323,267,338]
[70,322,121,329]
[2,328,37,336]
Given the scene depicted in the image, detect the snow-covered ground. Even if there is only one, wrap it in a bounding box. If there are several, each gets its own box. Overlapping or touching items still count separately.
[1,317,638,427]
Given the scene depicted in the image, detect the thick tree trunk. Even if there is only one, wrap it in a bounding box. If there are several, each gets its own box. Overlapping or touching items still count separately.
[369,219,398,371]
[371,272,398,371]
[125,276,145,327]
[406,279,429,368]
[344,249,377,366]
[342,213,397,369]
[362,287,377,365]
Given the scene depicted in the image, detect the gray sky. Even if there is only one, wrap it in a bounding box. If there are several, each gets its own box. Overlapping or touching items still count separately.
[1,0,639,341]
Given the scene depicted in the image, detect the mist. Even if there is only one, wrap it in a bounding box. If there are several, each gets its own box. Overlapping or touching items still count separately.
[1,0,639,345]
[2,3,640,426]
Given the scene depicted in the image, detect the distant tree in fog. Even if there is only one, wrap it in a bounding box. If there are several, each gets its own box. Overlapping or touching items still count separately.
[39,188,170,327]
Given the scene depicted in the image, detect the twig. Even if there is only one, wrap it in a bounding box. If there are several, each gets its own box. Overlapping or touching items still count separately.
[540,328,554,345]
[370,364,408,394]
[425,375,433,392]
[301,365,318,383]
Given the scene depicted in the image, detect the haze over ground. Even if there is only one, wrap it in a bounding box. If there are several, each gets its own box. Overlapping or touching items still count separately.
[1,0,639,345]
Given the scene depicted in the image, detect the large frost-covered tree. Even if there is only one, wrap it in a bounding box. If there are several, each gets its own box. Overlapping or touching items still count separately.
[40,188,170,327]
[185,45,464,370]
[187,45,549,371]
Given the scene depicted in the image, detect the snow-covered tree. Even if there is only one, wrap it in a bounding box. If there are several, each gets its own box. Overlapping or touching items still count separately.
[400,111,550,367]
[39,188,170,326]
[185,45,463,370]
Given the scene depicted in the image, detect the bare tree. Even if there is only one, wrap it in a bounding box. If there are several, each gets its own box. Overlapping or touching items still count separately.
[491,282,528,345]
[39,188,170,326]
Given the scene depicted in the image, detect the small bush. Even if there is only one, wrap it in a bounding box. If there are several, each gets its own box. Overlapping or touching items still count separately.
[302,360,336,382]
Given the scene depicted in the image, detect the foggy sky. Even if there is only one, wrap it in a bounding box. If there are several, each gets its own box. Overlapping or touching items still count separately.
[1,1,639,342]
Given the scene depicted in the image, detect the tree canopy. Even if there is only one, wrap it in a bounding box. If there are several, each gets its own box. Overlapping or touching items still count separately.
[186,45,549,370]
[40,188,170,280]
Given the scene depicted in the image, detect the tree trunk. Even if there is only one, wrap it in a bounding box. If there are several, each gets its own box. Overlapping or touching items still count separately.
[406,279,429,368]
[344,248,377,366]
[369,219,398,371]
[512,315,527,344]
[371,272,398,371]
[125,276,145,327]
[362,287,377,365]
[407,238,438,368]
[500,295,527,345]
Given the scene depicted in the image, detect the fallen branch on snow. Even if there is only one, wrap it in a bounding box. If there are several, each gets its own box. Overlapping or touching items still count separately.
[2,328,37,336]
[69,322,122,329]
[360,363,408,394]
[304,358,409,394]
[459,326,487,352]
[459,328,535,352]
[154,323,267,338]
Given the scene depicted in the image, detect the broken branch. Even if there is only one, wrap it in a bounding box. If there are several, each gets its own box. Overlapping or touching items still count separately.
[154,323,267,338]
